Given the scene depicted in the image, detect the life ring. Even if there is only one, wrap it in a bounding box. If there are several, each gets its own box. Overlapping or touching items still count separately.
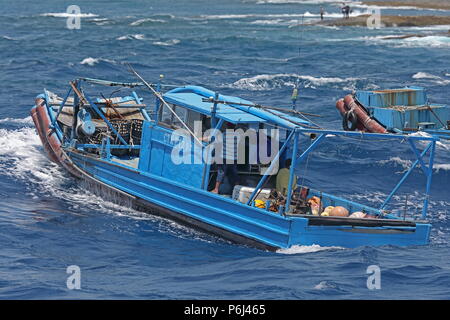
[342,110,358,131]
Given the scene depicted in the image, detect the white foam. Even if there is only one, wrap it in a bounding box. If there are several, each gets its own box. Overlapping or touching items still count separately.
[116,34,146,41]
[89,17,111,25]
[409,131,450,151]
[382,35,450,49]
[250,19,289,25]
[413,72,450,85]
[402,36,450,48]
[434,164,450,172]
[313,280,338,290]
[152,39,180,46]
[303,9,368,18]
[406,25,450,31]
[79,57,115,66]
[0,122,221,244]
[130,18,166,26]
[352,3,450,12]
[0,127,61,184]
[80,57,99,66]
[413,72,442,80]
[231,73,360,90]
[355,34,450,49]
[256,0,354,4]
[199,10,367,20]
[0,116,34,125]
[1,35,16,41]
[40,12,99,18]
[277,244,344,254]
[378,156,412,172]
[0,127,156,221]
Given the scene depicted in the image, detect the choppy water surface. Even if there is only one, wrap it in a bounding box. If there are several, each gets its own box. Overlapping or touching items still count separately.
[0,0,449,299]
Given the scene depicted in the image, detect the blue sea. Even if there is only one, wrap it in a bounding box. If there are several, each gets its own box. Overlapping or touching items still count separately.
[0,0,449,299]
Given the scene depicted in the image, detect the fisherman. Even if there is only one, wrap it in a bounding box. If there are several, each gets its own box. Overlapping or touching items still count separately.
[320,6,325,21]
[211,122,240,194]
[344,4,351,19]
[341,3,346,19]
[276,158,297,196]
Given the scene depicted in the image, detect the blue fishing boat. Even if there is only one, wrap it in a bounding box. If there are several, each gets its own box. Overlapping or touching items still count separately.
[30,71,438,251]
[337,87,450,140]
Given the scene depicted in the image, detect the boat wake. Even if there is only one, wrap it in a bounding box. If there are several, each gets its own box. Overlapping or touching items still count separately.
[277,244,344,255]
[0,118,224,244]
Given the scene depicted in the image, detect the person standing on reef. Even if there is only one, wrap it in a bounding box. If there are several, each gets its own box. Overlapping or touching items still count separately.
[345,4,351,19]
[320,6,325,21]
[341,3,346,19]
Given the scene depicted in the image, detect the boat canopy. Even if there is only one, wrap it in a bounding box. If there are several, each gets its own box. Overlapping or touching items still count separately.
[163,85,312,128]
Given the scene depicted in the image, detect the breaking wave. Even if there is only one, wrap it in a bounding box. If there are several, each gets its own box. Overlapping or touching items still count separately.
[40,12,99,18]
[378,154,450,174]
[230,73,361,90]
[130,18,167,26]
[254,0,352,5]
[88,17,112,26]
[412,72,450,85]
[250,19,298,25]
[351,3,450,12]
[197,10,368,20]
[400,36,450,49]
[116,34,146,41]
[152,39,181,46]
[376,35,450,49]
[1,35,16,41]
[79,57,117,66]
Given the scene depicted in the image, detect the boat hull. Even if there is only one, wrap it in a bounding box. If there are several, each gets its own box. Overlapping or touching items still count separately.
[65,149,431,250]
[31,100,83,178]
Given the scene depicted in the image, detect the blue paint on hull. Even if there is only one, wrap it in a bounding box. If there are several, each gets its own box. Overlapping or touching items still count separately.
[67,150,431,250]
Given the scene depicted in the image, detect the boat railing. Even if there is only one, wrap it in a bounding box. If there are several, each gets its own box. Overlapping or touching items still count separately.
[249,127,438,220]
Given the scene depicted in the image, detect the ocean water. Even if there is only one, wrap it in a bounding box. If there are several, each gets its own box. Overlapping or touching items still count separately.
[0,0,449,299]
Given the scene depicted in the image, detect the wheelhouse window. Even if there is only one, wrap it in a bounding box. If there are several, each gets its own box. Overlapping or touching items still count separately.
[159,103,209,134]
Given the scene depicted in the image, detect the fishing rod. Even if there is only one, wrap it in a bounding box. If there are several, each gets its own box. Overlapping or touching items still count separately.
[203,97,322,129]
[292,14,305,111]
[78,77,181,89]
[126,63,203,146]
